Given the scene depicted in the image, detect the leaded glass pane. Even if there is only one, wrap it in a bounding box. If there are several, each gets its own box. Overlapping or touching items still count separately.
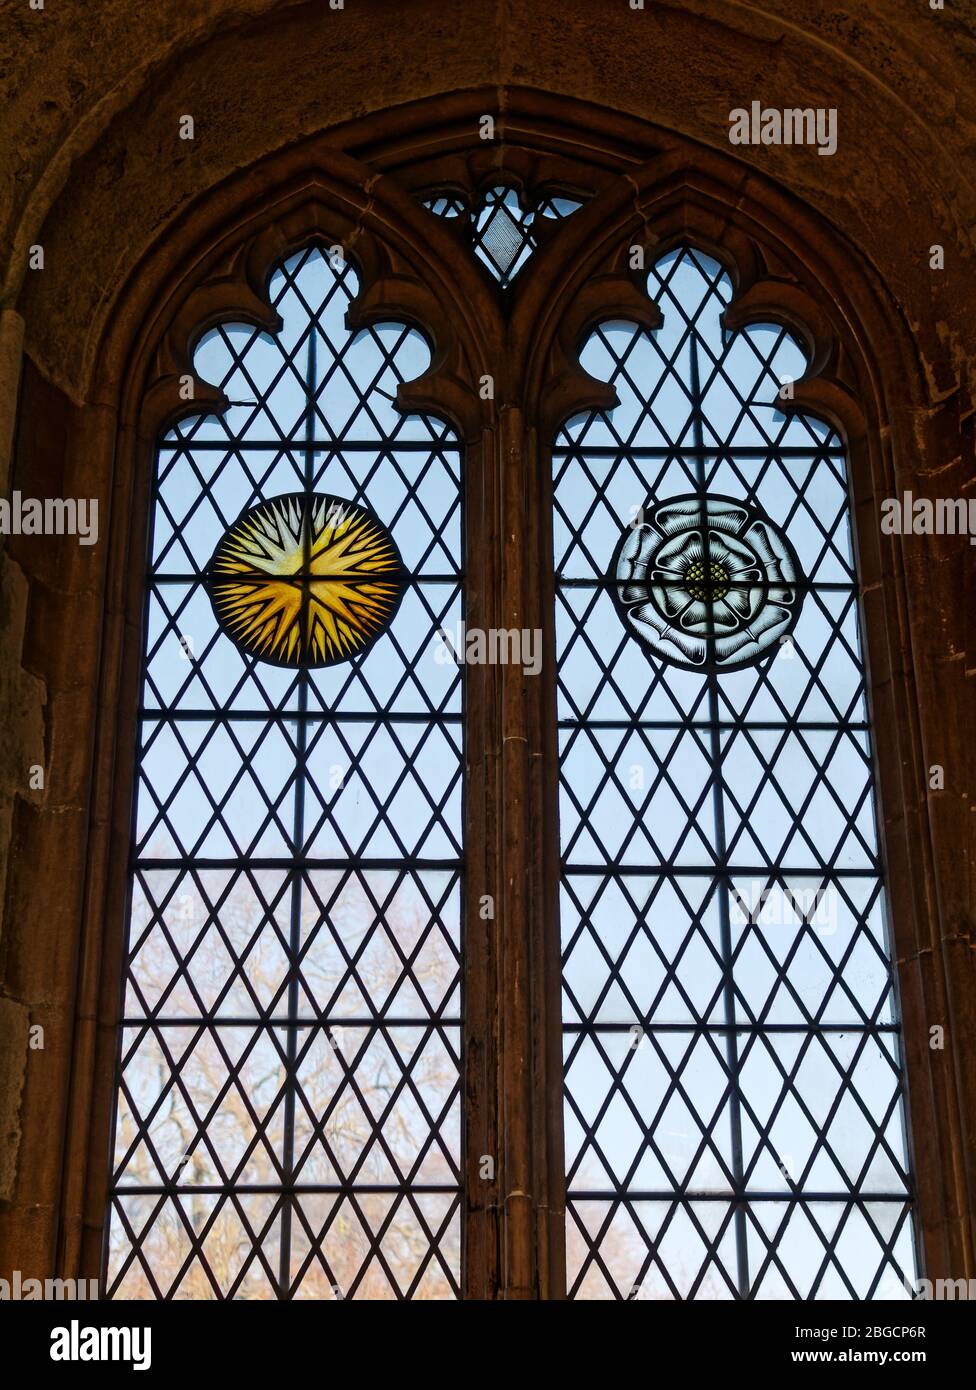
[555,247,917,1300]
[105,246,463,1300]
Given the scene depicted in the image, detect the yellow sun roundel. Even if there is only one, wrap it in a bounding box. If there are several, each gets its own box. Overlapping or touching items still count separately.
[206,493,404,667]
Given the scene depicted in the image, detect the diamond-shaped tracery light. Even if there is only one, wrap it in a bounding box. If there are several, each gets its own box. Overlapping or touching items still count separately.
[424,185,584,288]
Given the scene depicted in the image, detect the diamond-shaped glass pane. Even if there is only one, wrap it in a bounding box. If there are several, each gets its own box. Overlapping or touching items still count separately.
[556,247,917,1299]
[106,246,463,1299]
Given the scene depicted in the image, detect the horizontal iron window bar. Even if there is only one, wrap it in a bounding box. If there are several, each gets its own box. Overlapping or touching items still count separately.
[558,719,870,731]
[138,710,464,723]
[563,1021,900,1034]
[122,1016,463,1028]
[113,1183,461,1196]
[132,857,464,871]
[552,446,846,456]
[562,864,882,876]
[160,440,462,453]
[147,572,464,584]
[557,577,859,592]
[566,1191,912,1203]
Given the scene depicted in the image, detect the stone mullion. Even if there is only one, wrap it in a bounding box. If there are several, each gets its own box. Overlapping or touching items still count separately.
[477,402,566,1298]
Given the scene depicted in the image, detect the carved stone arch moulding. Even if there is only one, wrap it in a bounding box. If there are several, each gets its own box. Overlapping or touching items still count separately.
[118,164,508,447]
[515,157,875,441]
[8,93,968,1295]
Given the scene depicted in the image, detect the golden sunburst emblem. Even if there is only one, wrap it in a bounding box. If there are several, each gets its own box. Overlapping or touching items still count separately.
[205,493,405,667]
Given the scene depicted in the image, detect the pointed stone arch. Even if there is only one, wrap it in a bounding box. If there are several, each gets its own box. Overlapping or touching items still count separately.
[0,89,971,1298]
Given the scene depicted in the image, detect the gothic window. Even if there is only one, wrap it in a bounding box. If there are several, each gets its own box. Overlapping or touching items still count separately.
[98,155,924,1304]
[555,248,916,1298]
[105,247,465,1298]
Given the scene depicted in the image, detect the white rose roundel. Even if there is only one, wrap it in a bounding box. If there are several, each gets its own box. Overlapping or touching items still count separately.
[611,494,803,671]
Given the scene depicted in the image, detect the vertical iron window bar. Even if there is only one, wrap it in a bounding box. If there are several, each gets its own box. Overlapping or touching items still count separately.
[277,326,316,1293]
[553,247,917,1299]
[104,247,465,1299]
[690,342,751,1297]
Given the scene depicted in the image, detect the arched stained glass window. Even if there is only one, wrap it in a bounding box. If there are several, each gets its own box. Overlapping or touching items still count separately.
[89,129,936,1304]
[105,247,465,1299]
[554,248,917,1299]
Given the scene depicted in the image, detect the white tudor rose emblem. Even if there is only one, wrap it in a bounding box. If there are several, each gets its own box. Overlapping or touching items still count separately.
[611,494,803,671]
